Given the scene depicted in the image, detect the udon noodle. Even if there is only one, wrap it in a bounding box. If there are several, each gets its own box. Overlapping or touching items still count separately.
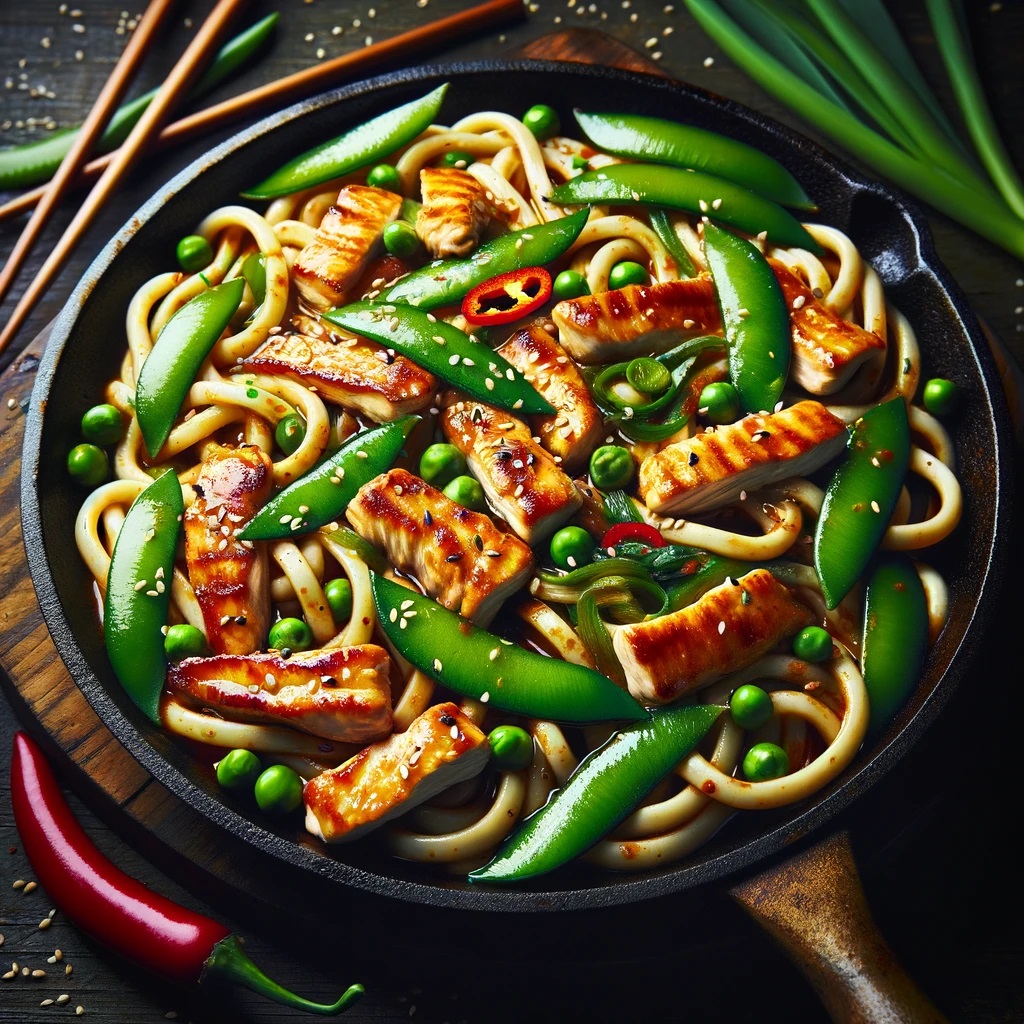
[73,95,962,877]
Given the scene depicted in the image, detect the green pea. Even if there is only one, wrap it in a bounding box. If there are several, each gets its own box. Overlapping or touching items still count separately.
[254,764,304,814]
[325,577,353,622]
[589,444,634,490]
[419,442,467,488]
[67,443,109,486]
[552,269,590,301]
[441,149,476,169]
[275,413,306,456]
[176,234,213,273]
[366,163,401,192]
[922,377,959,416]
[625,357,671,395]
[523,103,560,140]
[793,625,834,663]
[729,684,774,730]
[164,623,208,662]
[80,403,125,446]
[443,474,487,512]
[216,748,262,792]
[549,525,596,570]
[698,381,742,424]
[268,617,313,652]
[383,220,419,259]
[742,742,790,781]
[489,724,534,771]
[608,261,648,289]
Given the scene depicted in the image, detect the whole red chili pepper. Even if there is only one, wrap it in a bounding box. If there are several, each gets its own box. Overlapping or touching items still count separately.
[10,730,363,1016]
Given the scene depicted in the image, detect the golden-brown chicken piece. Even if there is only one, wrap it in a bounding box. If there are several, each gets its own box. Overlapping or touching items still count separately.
[293,184,402,312]
[497,321,604,473]
[638,400,848,516]
[613,568,814,704]
[415,166,501,259]
[166,645,393,743]
[551,276,721,364]
[304,701,490,843]
[346,468,534,626]
[441,399,582,545]
[184,445,274,655]
[769,260,886,394]
[242,319,435,423]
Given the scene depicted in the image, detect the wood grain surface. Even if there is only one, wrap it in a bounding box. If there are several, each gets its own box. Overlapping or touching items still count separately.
[1,4,1022,1023]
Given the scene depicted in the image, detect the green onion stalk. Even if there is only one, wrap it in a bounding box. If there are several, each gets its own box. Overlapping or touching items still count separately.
[682,0,1024,261]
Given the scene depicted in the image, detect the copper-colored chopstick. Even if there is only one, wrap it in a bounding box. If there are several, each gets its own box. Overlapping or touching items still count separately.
[0,0,176,308]
[0,0,245,359]
[0,0,527,226]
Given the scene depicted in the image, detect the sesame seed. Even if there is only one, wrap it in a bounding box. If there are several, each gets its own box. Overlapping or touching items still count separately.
[718,621,726,634]
[32,969,46,977]
[23,881,37,893]
[792,294,806,309]
[450,724,460,739]
[399,763,410,779]
[57,994,70,1004]
[433,658,443,672]
[389,608,398,622]
[870,500,881,513]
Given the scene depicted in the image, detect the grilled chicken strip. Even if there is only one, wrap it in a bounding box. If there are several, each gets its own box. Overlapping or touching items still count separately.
[184,445,273,655]
[613,568,814,704]
[416,167,500,259]
[346,468,534,625]
[167,645,393,743]
[242,318,436,423]
[441,398,582,545]
[638,400,848,516]
[551,276,720,365]
[770,260,885,394]
[293,184,403,313]
[497,321,603,473]
[304,701,490,843]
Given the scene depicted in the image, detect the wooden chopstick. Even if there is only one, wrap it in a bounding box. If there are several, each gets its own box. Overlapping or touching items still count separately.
[0,0,245,359]
[0,0,527,226]
[0,0,177,309]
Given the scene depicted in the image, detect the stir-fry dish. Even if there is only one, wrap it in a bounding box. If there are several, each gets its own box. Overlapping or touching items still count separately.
[70,85,963,882]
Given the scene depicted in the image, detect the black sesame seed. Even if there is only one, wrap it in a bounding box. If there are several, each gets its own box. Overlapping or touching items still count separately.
[424,510,433,526]
[688,452,700,466]
[439,713,457,726]
[446,553,463,562]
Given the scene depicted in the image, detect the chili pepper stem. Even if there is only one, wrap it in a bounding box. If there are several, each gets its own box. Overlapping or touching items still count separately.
[203,934,365,1015]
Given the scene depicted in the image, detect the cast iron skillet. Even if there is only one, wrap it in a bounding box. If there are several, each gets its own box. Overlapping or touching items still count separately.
[21,63,1013,925]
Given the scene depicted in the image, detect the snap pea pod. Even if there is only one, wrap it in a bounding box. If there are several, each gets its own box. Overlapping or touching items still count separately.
[104,470,184,724]
[370,574,648,724]
[574,110,816,210]
[383,208,590,310]
[648,208,699,278]
[703,222,791,415]
[241,84,448,199]
[814,396,910,609]
[468,703,724,883]
[548,164,819,250]
[238,416,418,542]
[324,302,554,415]
[136,278,245,458]
[861,553,928,736]
[0,14,279,190]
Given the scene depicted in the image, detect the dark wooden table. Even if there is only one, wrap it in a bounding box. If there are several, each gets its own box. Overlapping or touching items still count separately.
[1,3,1021,1022]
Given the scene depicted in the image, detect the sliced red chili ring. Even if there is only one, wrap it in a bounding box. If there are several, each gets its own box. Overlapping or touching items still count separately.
[461,266,552,326]
[600,522,666,549]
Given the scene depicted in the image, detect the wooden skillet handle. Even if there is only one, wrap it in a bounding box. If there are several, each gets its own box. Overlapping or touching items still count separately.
[728,830,949,1024]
